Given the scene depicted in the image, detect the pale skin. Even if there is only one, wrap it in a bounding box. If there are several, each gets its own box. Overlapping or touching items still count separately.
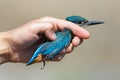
[0,17,90,64]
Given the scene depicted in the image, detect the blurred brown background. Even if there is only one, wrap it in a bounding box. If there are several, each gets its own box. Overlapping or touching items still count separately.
[0,0,120,80]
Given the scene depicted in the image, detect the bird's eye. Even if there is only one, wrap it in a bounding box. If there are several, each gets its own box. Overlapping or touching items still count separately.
[78,21,82,24]
[81,22,84,24]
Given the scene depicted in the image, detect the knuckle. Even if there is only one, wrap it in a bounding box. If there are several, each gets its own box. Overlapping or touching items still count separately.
[46,22,55,30]
[41,16,52,20]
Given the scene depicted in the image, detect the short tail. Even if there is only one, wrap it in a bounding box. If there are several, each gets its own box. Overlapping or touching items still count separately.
[26,55,38,65]
[26,51,42,65]
[26,42,51,66]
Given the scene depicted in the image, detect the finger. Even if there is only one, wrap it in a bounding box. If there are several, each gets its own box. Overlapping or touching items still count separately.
[59,43,74,54]
[56,20,90,39]
[45,28,56,40]
[59,49,66,54]
[30,22,57,40]
[34,17,90,39]
[72,36,83,47]
[59,37,83,55]
[65,43,74,54]
[51,54,65,61]
[38,17,90,39]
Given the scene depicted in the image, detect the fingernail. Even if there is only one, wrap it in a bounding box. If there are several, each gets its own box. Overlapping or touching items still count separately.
[58,56,62,60]
[51,33,56,40]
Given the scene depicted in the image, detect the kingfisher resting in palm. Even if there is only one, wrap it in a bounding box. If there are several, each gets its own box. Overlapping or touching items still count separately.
[26,16,104,68]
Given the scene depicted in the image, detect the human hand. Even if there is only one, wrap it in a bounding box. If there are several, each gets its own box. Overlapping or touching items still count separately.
[0,17,90,64]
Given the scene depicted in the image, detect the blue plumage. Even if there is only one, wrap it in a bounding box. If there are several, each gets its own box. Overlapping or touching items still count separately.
[27,28,71,66]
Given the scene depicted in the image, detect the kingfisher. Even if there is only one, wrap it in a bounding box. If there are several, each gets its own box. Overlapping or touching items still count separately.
[26,16,104,68]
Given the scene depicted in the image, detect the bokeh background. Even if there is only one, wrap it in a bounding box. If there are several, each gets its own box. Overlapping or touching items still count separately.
[0,0,120,80]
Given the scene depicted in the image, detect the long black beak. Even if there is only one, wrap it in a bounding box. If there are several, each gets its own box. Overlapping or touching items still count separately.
[85,20,104,26]
[80,20,104,28]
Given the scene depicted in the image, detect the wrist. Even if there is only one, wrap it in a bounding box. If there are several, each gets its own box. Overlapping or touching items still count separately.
[0,32,12,64]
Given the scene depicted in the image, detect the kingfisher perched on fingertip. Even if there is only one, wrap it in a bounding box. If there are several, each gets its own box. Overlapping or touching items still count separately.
[26,16,104,69]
